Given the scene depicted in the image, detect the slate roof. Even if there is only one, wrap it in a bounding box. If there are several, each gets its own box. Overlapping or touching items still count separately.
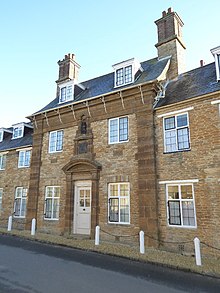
[0,127,33,152]
[33,57,171,115]
[156,62,220,108]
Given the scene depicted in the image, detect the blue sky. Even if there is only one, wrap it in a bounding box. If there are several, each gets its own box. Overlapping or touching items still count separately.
[0,0,219,127]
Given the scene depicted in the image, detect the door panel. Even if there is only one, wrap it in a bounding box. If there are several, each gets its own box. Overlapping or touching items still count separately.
[74,183,91,235]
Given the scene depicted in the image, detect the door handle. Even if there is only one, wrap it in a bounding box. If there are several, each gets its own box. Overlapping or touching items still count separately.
[83,208,85,211]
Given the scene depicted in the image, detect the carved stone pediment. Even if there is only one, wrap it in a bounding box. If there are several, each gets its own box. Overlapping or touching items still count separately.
[62,156,102,175]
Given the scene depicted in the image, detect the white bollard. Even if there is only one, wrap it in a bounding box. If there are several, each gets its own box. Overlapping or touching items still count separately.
[7,216,12,231]
[31,218,36,236]
[194,237,202,266]
[95,225,100,246]
[139,230,145,254]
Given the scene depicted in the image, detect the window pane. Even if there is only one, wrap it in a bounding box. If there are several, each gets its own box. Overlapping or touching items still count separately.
[0,154,6,169]
[110,184,118,197]
[181,185,193,199]
[109,198,119,222]
[168,201,181,225]
[177,128,189,150]
[168,186,179,199]
[21,198,26,217]
[66,85,73,100]
[165,130,177,152]
[79,190,84,207]
[46,187,53,198]
[60,87,66,102]
[165,117,175,130]
[49,132,56,152]
[53,199,59,219]
[85,190,90,207]
[119,117,128,141]
[14,199,21,216]
[45,199,52,218]
[177,114,188,127]
[120,184,129,196]
[23,189,28,197]
[125,65,132,83]
[110,119,118,143]
[18,151,25,166]
[56,131,63,151]
[16,187,23,198]
[53,187,60,198]
[120,198,129,223]
[25,150,31,166]
[182,201,195,226]
[116,68,123,86]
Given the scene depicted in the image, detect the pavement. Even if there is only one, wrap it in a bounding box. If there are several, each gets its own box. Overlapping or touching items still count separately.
[0,228,220,279]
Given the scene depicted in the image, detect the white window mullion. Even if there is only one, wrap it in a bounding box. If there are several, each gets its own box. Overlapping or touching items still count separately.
[179,185,183,226]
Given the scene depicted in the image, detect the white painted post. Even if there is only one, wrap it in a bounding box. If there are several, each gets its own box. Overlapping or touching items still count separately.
[194,237,202,266]
[31,218,36,236]
[95,225,100,246]
[139,231,145,254]
[7,216,12,231]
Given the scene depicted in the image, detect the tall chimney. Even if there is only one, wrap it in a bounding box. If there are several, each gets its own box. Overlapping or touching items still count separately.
[155,8,186,80]
[56,53,80,84]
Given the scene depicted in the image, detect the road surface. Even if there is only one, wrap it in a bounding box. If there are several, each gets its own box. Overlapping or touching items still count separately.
[0,234,219,292]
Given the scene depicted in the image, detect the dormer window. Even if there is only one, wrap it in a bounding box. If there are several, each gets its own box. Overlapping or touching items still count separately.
[112,58,142,88]
[211,46,220,81]
[59,81,74,103]
[12,122,33,140]
[0,128,13,142]
[12,125,24,139]
[116,65,132,86]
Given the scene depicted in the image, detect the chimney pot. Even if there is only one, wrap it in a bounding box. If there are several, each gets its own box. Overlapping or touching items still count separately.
[200,60,205,67]
[162,11,166,17]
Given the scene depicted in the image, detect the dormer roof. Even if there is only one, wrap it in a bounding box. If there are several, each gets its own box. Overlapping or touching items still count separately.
[0,122,33,152]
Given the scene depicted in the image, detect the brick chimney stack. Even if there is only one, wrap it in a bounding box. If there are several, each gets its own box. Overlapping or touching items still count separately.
[155,8,186,80]
[56,53,81,84]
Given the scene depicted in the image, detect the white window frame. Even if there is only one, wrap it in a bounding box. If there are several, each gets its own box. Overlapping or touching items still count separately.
[108,182,130,224]
[211,46,220,81]
[166,183,197,228]
[14,187,27,218]
[59,80,74,104]
[12,125,24,139]
[0,130,3,142]
[112,58,141,88]
[0,153,6,170]
[163,112,190,153]
[0,188,3,212]
[44,186,60,220]
[18,149,31,168]
[115,65,133,87]
[108,116,129,144]
[48,130,64,153]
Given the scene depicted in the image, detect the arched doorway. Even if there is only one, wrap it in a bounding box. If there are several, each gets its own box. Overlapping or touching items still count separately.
[62,157,101,237]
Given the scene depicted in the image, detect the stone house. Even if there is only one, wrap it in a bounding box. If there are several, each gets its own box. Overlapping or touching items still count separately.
[0,8,219,253]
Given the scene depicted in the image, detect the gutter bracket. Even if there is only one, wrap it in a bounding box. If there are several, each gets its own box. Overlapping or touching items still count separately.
[43,112,50,127]
[118,91,125,109]
[55,109,63,124]
[86,100,91,117]
[101,96,107,113]
[139,85,144,104]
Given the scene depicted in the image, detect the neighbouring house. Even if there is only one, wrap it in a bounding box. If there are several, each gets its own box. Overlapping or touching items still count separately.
[0,8,219,254]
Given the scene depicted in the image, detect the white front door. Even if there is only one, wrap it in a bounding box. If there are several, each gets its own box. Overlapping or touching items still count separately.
[74,181,91,235]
